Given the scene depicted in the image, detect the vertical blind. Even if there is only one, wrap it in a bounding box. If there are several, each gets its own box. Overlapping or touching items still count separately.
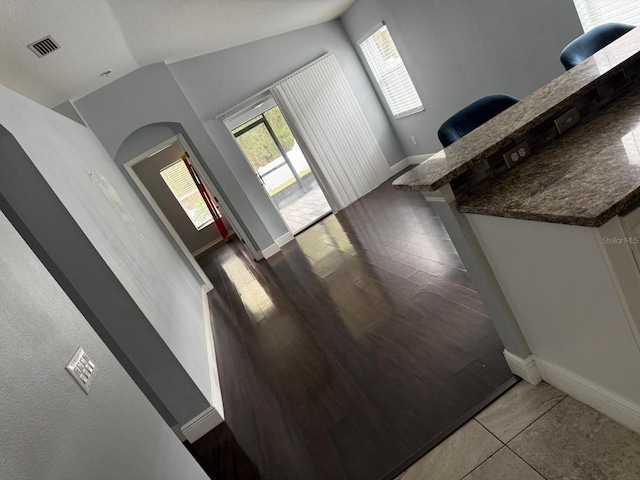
[359,25,423,119]
[573,0,640,31]
[271,54,391,210]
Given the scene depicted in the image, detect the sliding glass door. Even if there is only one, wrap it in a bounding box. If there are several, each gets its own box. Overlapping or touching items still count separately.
[232,104,331,234]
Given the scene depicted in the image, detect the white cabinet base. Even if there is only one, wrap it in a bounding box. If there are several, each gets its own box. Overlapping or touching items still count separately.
[467,213,640,434]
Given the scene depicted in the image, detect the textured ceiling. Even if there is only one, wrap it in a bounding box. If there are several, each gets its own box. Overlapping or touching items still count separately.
[0,0,354,107]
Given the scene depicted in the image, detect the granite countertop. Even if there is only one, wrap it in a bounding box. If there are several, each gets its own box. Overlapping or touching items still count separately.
[393,27,640,193]
[458,81,640,227]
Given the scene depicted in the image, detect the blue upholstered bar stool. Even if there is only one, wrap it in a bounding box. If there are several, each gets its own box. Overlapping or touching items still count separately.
[560,23,635,71]
[437,94,519,148]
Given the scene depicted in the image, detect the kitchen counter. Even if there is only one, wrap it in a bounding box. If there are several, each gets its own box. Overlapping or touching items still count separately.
[458,80,640,227]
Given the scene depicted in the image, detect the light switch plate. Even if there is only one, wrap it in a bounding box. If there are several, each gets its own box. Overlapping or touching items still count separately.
[66,347,98,394]
[554,107,581,134]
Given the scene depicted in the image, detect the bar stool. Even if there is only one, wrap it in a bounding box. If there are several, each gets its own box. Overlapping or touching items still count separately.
[437,94,519,148]
[560,23,635,71]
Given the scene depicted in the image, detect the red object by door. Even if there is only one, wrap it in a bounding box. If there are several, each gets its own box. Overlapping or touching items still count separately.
[182,154,230,242]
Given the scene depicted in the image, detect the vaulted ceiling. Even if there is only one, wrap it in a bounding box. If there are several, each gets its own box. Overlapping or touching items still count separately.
[1,0,354,107]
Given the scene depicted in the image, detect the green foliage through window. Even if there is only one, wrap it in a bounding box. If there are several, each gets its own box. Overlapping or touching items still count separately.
[233,106,295,170]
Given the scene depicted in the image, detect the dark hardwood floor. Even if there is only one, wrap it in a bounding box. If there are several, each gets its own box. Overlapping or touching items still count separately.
[189,174,516,480]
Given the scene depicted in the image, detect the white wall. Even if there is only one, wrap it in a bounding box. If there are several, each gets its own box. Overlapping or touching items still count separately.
[468,214,640,410]
[0,84,217,425]
[340,0,584,154]
[168,20,404,170]
[0,210,208,480]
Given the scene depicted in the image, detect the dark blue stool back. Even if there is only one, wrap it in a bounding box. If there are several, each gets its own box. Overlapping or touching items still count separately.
[561,23,635,71]
[437,94,519,148]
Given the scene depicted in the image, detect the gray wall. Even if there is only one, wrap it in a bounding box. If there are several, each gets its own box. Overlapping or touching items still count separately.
[72,21,405,253]
[340,0,584,154]
[52,100,86,126]
[112,122,205,283]
[0,84,217,426]
[73,63,276,252]
[0,210,208,480]
[169,20,404,169]
[132,141,223,254]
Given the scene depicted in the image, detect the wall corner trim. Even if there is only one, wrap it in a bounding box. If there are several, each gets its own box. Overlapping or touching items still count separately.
[503,350,542,385]
[261,242,281,259]
[192,232,234,257]
[172,424,187,442]
[181,406,224,443]
[275,231,295,247]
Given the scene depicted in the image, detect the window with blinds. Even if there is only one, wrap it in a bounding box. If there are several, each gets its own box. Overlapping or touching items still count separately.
[359,25,423,119]
[160,159,213,230]
[572,0,640,31]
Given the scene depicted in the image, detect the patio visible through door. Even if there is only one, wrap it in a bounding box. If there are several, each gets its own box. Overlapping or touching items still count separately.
[232,102,331,234]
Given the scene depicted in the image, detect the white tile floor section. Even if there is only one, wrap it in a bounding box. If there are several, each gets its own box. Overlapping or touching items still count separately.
[278,185,331,234]
[396,381,640,480]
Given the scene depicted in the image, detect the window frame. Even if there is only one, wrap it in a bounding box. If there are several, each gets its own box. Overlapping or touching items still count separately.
[358,22,424,120]
[159,158,214,231]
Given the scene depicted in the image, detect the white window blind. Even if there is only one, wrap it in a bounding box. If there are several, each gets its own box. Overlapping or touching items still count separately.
[572,0,640,31]
[160,159,213,230]
[271,54,391,210]
[359,25,423,119]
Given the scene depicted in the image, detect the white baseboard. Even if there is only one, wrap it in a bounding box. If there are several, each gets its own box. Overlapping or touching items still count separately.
[172,424,187,442]
[192,239,221,257]
[406,153,436,165]
[181,406,224,443]
[275,231,295,247]
[389,154,436,177]
[192,229,234,257]
[261,231,294,259]
[390,158,410,175]
[261,242,281,259]
[535,357,640,434]
[504,351,640,433]
[503,350,542,385]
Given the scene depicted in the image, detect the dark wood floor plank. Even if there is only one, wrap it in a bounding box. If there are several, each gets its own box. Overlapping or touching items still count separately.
[389,237,465,269]
[406,270,487,314]
[190,172,514,480]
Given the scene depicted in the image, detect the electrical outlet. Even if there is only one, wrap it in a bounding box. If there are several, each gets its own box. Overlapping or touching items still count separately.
[554,107,581,134]
[503,141,531,169]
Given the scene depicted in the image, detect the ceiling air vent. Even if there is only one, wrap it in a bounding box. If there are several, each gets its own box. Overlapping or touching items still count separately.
[27,36,60,58]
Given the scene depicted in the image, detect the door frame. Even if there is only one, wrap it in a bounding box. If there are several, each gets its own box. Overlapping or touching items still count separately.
[123,134,262,279]
[233,115,308,196]
[225,98,335,234]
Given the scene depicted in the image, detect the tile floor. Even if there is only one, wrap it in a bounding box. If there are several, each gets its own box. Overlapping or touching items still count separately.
[396,381,640,480]
[279,185,331,233]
